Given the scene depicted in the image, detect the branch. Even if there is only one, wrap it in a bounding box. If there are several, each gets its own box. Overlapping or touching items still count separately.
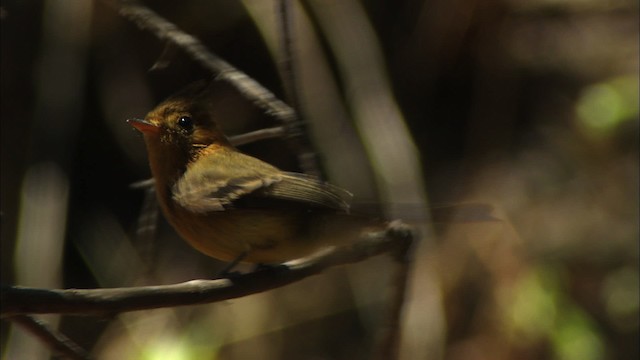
[276,0,301,113]
[2,223,414,317]
[376,249,412,360]
[105,0,295,124]
[228,126,287,146]
[100,0,321,175]
[8,315,91,360]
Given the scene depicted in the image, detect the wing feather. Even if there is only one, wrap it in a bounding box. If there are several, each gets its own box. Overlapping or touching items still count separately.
[261,172,351,211]
[172,148,351,213]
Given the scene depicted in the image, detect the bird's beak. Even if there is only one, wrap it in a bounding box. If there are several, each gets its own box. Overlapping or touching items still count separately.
[128,118,160,135]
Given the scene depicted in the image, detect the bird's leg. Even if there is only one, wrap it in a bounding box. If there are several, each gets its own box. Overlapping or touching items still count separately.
[216,251,249,278]
[252,263,278,272]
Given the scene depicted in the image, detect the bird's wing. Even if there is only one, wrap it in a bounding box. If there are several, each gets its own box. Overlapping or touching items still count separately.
[261,172,352,211]
[172,149,351,213]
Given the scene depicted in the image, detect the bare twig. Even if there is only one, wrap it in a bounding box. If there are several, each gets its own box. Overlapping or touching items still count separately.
[272,0,323,177]
[106,0,295,123]
[276,0,301,112]
[2,223,414,317]
[228,126,287,146]
[149,41,178,71]
[375,247,414,360]
[133,185,160,274]
[128,178,155,189]
[8,315,91,360]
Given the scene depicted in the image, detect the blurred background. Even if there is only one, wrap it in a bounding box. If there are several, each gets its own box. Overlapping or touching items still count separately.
[1,0,638,359]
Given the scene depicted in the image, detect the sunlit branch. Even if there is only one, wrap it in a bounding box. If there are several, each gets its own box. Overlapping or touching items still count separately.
[2,223,414,317]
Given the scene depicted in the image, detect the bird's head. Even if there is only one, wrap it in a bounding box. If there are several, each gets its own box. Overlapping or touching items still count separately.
[129,81,233,182]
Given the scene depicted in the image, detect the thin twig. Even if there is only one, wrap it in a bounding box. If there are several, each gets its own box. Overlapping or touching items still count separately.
[275,0,323,177]
[133,185,160,275]
[274,0,321,178]
[375,243,414,360]
[276,0,301,113]
[8,315,91,360]
[2,223,414,317]
[228,126,287,146]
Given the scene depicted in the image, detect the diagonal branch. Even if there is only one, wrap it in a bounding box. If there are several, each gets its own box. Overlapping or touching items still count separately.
[99,0,320,174]
[8,315,91,360]
[2,223,414,317]
[107,0,296,124]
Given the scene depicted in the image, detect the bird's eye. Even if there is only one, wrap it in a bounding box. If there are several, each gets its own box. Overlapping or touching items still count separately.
[177,116,193,130]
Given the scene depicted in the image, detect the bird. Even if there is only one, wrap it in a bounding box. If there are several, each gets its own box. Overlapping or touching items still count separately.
[128,81,380,264]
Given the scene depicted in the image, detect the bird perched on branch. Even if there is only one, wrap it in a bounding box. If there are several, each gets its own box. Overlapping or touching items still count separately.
[129,81,379,264]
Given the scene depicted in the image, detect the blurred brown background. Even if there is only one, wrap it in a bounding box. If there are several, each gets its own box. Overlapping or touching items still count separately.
[1,0,638,359]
